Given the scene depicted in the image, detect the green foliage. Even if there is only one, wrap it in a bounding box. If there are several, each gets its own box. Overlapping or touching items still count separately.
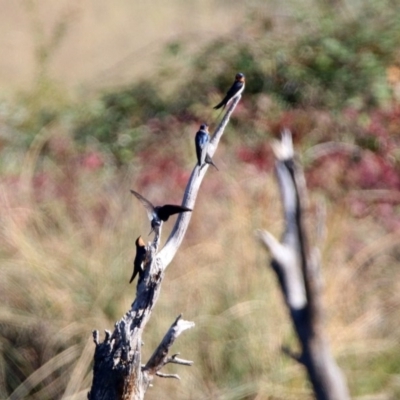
[291,15,397,108]
[74,80,167,164]
[65,0,400,162]
[170,0,400,111]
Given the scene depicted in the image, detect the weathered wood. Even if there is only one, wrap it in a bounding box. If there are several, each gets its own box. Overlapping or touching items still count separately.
[258,130,350,400]
[143,315,195,382]
[88,96,242,400]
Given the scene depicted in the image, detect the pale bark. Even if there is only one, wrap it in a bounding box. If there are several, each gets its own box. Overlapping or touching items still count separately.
[258,130,350,400]
[88,96,242,400]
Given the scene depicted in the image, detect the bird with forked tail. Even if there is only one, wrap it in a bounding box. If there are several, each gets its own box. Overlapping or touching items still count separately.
[213,72,245,110]
[130,190,192,235]
[195,123,218,173]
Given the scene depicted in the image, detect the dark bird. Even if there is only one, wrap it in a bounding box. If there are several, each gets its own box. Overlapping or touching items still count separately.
[130,236,147,284]
[195,123,209,167]
[130,189,192,234]
[195,124,218,172]
[213,72,245,110]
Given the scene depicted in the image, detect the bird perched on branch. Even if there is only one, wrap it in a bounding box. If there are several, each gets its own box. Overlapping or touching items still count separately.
[195,124,218,172]
[130,189,192,235]
[213,72,245,110]
[129,236,147,284]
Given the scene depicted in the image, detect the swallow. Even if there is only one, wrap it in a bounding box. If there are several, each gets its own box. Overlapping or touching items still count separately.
[195,124,218,172]
[213,72,245,110]
[130,236,147,284]
[130,189,192,235]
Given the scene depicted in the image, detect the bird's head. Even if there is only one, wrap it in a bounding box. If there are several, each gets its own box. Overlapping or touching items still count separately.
[199,123,209,132]
[236,73,245,82]
[151,217,162,228]
[136,236,146,247]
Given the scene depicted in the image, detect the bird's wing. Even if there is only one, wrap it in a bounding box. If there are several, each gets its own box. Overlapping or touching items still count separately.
[195,133,203,165]
[226,81,243,98]
[129,265,139,284]
[213,96,228,110]
[195,131,209,165]
[200,134,209,165]
[130,190,155,221]
[201,144,208,166]
[214,80,244,109]
[157,205,192,221]
[196,142,202,165]
[196,131,208,147]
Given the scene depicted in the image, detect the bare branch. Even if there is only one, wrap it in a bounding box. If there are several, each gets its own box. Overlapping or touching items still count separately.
[155,372,180,380]
[166,354,194,366]
[257,228,306,310]
[303,141,361,164]
[158,95,241,267]
[258,131,350,400]
[144,315,194,377]
[104,330,111,342]
[88,97,242,399]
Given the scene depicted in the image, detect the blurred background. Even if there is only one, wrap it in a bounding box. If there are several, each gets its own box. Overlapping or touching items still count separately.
[1,0,400,399]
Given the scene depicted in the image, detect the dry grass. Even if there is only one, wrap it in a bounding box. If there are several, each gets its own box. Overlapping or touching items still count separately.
[1,137,400,399]
[1,1,400,398]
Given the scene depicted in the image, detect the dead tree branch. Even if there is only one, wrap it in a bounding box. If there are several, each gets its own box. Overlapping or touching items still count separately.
[88,96,242,400]
[143,315,194,382]
[257,130,350,400]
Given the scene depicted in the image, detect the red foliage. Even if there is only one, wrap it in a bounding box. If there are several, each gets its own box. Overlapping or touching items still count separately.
[136,151,189,193]
[302,104,400,232]
[306,153,350,197]
[269,110,317,143]
[345,152,400,190]
[236,143,274,171]
[81,151,104,170]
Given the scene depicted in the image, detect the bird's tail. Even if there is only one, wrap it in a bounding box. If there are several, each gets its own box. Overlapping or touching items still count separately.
[129,272,137,284]
[206,154,219,171]
[212,107,225,124]
[213,102,225,110]
[209,160,219,171]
